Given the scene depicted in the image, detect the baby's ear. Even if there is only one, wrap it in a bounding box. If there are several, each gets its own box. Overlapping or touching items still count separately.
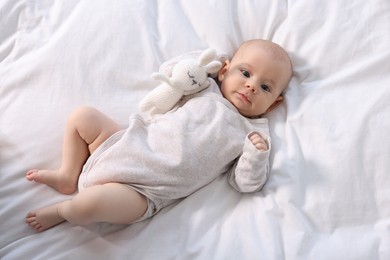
[265,95,284,113]
[218,60,230,81]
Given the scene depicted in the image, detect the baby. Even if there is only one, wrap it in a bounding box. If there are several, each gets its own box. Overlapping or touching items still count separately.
[25,39,292,232]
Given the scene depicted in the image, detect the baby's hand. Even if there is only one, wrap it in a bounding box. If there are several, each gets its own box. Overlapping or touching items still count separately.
[249,132,268,151]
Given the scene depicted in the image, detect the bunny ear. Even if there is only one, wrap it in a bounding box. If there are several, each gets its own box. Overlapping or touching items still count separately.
[205,61,222,74]
[198,48,217,66]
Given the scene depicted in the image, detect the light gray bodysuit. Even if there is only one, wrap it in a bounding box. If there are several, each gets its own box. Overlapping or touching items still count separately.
[78,81,270,215]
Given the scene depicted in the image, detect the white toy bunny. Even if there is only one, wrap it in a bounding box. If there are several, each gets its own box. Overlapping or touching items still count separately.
[139,48,222,116]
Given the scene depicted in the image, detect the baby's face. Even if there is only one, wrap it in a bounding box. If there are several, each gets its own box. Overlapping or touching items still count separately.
[219,43,291,117]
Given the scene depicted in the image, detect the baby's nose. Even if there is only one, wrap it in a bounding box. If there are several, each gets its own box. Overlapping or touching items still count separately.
[246,83,256,93]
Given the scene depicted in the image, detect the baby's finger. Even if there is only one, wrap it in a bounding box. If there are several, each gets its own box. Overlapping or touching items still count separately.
[251,136,263,145]
[249,133,262,142]
[254,141,268,151]
[249,133,268,151]
[250,134,265,145]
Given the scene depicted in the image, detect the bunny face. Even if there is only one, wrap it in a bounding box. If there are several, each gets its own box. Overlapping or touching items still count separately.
[140,48,222,116]
[171,59,210,95]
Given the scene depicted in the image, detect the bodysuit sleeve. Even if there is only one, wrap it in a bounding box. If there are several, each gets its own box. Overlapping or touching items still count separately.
[227,131,270,193]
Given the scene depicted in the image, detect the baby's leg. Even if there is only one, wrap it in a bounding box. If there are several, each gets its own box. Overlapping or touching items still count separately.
[26,183,148,232]
[26,107,122,194]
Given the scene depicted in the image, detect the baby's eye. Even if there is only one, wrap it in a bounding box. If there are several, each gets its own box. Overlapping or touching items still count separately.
[241,70,250,78]
[261,84,270,92]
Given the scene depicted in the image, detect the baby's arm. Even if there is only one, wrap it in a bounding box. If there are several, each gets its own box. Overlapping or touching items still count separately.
[227,131,270,193]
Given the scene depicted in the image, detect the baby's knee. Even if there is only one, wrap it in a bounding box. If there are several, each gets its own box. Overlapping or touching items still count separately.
[67,106,100,127]
[70,106,99,121]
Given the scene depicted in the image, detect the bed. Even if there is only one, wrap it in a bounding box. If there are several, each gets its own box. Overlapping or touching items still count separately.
[1,0,389,259]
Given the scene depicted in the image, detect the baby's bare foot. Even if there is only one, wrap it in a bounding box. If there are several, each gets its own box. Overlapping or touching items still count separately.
[25,204,65,232]
[26,169,77,195]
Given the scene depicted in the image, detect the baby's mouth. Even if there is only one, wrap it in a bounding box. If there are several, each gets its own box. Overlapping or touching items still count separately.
[237,92,251,104]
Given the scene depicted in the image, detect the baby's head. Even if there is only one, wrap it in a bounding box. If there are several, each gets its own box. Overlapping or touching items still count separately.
[218,39,292,117]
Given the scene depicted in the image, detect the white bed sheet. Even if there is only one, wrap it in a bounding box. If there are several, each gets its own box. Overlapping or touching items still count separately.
[1,0,390,259]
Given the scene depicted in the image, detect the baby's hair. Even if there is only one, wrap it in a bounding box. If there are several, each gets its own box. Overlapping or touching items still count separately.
[238,39,292,72]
